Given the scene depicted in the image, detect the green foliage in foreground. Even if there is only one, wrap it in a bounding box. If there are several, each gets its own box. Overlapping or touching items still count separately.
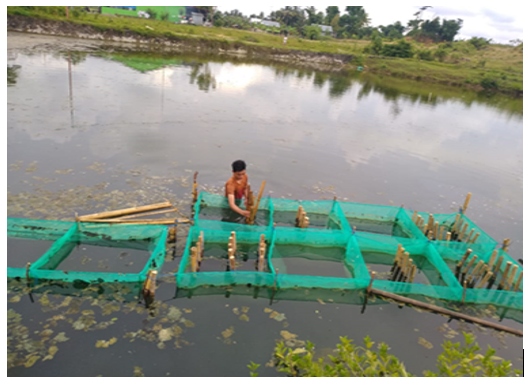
[249,332,522,377]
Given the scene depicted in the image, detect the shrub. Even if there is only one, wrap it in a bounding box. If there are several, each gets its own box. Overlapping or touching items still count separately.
[480,77,499,90]
[249,333,522,377]
[469,36,491,50]
[146,8,157,20]
[417,49,434,61]
[160,12,169,21]
[381,40,414,58]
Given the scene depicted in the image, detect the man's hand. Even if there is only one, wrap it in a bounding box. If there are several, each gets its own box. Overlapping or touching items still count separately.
[239,209,250,218]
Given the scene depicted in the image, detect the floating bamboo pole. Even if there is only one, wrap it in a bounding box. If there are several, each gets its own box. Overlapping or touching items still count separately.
[506,265,518,291]
[498,262,512,290]
[78,201,172,221]
[80,218,185,225]
[369,288,522,337]
[248,181,266,225]
[462,192,472,213]
[117,208,179,220]
[513,272,523,292]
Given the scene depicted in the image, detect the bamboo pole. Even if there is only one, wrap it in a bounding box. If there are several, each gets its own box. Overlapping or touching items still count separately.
[470,261,484,279]
[295,205,304,227]
[416,215,423,228]
[502,239,511,252]
[498,262,512,290]
[79,218,184,224]
[452,214,461,233]
[476,271,493,289]
[26,262,31,284]
[465,228,475,243]
[432,221,438,240]
[458,223,468,242]
[427,229,434,241]
[142,270,158,300]
[303,216,310,229]
[402,259,413,282]
[506,265,518,291]
[190,247,198,272]
[462,254,478,275]
[258,246,265,272]
[248,180,266,225]
[423,223,429,235]
[230,232,237,254]
[116,208,178,220]
[471,233,480,243]
[300,211,307,228]
[461,280,467,303]
[513,272,523,292]
[488,250,498,269]
[228,248,236,271]
[78,201,172,221]
[411,211,418,223]
[488,256,504,289]
[168,226,177,243]
[428,214,434,231]
[408,264,417,283]
[462,193,472,213]
[457,249,473,269]
[192,171,199,203]
[397,252,410,281]
[446,232,451,241]
[438,225,445,241]
[369,288,522,337]
[390,246,404,281]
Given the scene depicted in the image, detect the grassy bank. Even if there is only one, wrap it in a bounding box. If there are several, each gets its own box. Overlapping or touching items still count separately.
[7,6,523,96]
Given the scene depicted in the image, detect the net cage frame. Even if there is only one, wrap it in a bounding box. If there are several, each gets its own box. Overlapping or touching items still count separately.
[7,218,168,284]
[179,193,523,311]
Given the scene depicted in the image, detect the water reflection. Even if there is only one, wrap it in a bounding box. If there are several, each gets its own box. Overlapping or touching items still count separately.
[189,63,216,92]
[7,65,20,86]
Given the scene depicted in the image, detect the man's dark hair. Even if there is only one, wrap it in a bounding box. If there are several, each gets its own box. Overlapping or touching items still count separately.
[232,160,246,172]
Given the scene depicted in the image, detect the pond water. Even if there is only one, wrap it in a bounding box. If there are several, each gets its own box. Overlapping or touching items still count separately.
[7,35,523,376]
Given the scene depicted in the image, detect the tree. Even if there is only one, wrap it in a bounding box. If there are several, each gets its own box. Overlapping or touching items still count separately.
[325,6,339,25]
[303,25,322,40]
[305,6,323,25]
[274,6,305,28]
[439,18,463,42]
[338,6,370,38]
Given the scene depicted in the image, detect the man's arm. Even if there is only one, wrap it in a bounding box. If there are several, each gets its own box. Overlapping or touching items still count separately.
[228,194,250,218]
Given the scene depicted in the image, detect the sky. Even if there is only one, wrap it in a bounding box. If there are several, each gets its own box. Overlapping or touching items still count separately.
[215,4,524,44]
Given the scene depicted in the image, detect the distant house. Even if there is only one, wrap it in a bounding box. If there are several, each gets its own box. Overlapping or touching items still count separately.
[101,6,185,22]
[317,24,333,36]
[260,20,280,28]
[190,12,204,25]
[249,17,262,24]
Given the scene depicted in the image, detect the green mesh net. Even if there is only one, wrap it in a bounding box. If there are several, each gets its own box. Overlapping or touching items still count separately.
[178,193,523,313]
[7,218,168,284]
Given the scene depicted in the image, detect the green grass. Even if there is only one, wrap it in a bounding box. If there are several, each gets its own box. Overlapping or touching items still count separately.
[7,6,523,96]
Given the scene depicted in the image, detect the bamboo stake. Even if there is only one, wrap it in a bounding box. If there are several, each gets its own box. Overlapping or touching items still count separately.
[498,262,512,290]
[502,239,511,252]
[192,171,199,203]
[506,265,518,291]
[458,223,468,242]
[452,214,461,233]
[461,280,467,303]
[258,246,265,272]
[369,288,522,337]
[411,211,418,223]
[428,214,434,231]
[78,201,172,221]
[465,229,475,243]
[457,248,473,269]
[26,262,31,284]
[438,225,445,241]
[462,254,478,275]
[295,205,304,227]
[397,252,410,281]
[423,223,429,235]
[300,211,307,228]
[446,232,451,241]
[402,259,413,282]
[168,226,177,243]
[142,270,158,300]
[433,221,438,240]
[476,271,493,289]
[470,261,484,286]
[427,229,434,241]
[408,264,417,283]
[513,272,523,292]
[248,180,266,225]
[488,256,504,289]
[470,233,480,243]
[228,248,235,271]
[488,250,498,269]
[230,232,237,254]
[303,217,310,229]
[190,247,198,272]
[462,192,472,213]
[416,215,423,228]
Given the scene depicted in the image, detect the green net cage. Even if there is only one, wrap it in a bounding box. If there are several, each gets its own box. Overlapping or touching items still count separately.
[178,193,523,313]
[7,218,168,284]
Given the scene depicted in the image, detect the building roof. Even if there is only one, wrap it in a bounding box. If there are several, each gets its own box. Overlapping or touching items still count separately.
[260,20,280,28]
[317,24,333,33]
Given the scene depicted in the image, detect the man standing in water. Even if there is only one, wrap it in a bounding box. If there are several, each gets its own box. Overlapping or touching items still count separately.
[225,160,250,218]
